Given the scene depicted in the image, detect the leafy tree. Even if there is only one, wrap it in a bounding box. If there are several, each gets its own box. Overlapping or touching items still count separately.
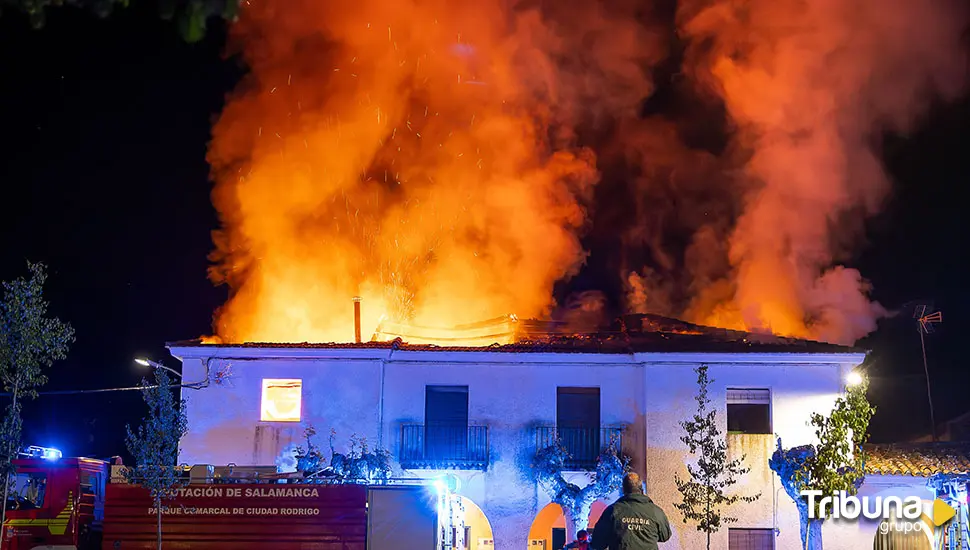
[674,365,761,550]
[0,262,74,531]
[125,367,189,550]
[769,377,874,550]
[0,0,239,42]
[533,437,630,541]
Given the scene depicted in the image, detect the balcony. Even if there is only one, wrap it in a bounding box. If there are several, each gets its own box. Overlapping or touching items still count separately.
[399,424,489,470]
[535,426,624,470]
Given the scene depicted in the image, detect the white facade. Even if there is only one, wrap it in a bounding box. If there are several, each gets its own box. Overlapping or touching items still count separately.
[169,342,877,550]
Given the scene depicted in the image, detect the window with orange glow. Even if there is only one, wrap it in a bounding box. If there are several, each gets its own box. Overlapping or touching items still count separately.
[260,379,302,422]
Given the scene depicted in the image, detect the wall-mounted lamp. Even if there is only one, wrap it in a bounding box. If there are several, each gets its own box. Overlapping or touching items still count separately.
[846,369,865,388]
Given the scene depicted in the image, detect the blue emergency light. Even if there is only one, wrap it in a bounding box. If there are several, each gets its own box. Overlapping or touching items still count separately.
[23,445,62,460]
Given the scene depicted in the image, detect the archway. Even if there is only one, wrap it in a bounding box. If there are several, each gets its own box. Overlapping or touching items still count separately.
[456,495,495,550]
[527,501,608,549]
[872,518,931,549]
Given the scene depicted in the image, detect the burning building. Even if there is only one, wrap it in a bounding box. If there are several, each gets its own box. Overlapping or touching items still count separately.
[182,0,969,546]
[164,312,936,550]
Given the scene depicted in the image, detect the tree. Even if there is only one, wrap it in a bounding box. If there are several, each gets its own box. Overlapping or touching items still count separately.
[674,365,761,550]
[125,367,189,550]
[0,262,74,534]
[0,0,239,42]
[769,377,874,550]
[533,437,630,541]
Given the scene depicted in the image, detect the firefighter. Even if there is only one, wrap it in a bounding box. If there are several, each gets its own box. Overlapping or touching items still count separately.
[23,475,46,508]
[590,472,671,550]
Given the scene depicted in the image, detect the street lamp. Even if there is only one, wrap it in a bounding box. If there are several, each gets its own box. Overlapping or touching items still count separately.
[134,357,182,379]
[846,369,864,388]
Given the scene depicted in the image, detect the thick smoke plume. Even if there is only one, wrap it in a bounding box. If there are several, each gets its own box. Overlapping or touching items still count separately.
[207,0,966,345]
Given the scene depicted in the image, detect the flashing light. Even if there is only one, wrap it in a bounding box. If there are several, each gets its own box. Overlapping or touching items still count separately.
[846,370,864,387]
[433,474,462,494]
[23,446,62,460]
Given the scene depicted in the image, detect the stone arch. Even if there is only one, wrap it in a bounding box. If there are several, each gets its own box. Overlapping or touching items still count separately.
[526,501,608,549]
[457,495,495,550]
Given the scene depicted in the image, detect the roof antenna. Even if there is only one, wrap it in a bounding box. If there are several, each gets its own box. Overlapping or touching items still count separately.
[914,303,943,442]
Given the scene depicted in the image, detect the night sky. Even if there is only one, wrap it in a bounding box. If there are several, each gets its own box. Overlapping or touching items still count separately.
[0,2,967,461]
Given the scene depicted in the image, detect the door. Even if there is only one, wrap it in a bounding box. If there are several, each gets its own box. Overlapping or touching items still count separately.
[4,469,57,550]
[556,387,601,467]
[552,527,566,550]
[425,385,469,462]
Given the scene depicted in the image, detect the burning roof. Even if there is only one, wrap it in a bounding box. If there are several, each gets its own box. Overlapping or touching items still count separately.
[175,314,863,354]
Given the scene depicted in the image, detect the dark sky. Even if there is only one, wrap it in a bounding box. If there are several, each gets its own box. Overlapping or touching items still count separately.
[0,2,967,460]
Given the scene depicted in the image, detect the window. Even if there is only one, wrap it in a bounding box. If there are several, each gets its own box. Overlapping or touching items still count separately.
[727,388,771,434]
[729,528,775,550]
[557,387,601,428]
[260,379,302,422]
[6,472,48,510]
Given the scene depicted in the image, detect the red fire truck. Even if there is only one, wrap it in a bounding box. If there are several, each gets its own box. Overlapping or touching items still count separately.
[2,446,457,550]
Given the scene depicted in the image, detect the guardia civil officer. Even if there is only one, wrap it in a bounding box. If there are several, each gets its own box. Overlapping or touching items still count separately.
[590,472,671,550]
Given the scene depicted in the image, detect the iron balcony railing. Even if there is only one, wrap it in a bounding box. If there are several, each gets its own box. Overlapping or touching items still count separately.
[399,424,489,470]
[535,426,624,470]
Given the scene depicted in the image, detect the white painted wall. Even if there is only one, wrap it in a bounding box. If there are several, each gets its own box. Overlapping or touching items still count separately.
[170,345,868,550]
[642,360,847,550]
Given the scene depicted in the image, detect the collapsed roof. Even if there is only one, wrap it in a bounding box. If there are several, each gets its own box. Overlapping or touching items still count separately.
[172,314,864,354]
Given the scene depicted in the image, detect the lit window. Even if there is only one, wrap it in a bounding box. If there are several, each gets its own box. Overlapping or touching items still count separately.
[260,379,302,422]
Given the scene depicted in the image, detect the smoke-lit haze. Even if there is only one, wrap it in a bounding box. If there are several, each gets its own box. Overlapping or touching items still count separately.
[206,0,967,345]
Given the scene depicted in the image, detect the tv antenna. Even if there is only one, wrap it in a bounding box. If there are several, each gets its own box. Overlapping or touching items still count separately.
[914,303,943,441]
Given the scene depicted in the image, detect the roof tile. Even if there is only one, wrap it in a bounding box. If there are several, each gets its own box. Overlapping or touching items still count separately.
[865,443,970,476]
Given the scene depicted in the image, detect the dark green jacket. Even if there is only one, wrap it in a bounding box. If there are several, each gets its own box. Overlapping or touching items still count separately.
[590,494,672,550]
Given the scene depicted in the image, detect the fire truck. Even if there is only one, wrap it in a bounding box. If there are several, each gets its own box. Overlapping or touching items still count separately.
[2,446,464,550]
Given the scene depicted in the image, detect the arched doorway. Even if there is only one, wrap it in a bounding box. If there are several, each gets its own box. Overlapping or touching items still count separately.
[456,495,495,550]
[527,501,607,549]
[872,518,931,549]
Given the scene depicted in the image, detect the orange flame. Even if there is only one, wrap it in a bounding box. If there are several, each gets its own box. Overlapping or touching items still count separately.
[206,0,966,345]
[207,0,606,343]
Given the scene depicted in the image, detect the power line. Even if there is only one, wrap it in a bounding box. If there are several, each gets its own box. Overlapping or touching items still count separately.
[0,383,203,397]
